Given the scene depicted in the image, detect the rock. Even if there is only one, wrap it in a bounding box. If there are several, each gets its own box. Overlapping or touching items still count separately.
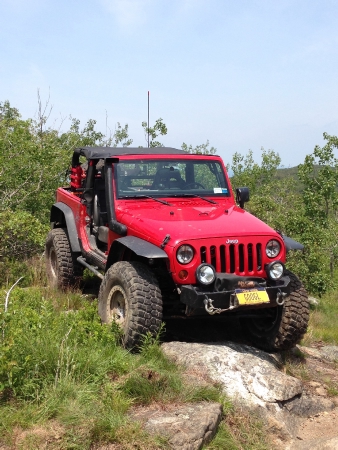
[162,341,302,405]
[299,346,322,359]
[282,394,334,417]
[308,296,319,306]
[300,345,338,363]
[162,341,305,440]
[289,435,338,449]
[321,346,338,362]
[130,402,222,450]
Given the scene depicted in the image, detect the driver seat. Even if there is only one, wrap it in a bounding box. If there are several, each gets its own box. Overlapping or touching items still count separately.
[152,167,186,189]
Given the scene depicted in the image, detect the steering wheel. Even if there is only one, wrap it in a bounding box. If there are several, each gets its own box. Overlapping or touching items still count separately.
[184,182,206,189]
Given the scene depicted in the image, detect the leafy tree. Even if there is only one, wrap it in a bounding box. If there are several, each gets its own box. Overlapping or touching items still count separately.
[141,118,167,147]
[298,133,338,223]
[297,133,338,283]
[229,148,281,194]
[227,146,335,294]
[181,140,216,155]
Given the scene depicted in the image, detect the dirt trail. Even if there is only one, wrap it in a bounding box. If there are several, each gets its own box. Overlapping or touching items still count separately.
[285,345,338,449]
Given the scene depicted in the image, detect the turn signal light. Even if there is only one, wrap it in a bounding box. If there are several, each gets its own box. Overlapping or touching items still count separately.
[178,270,188,280]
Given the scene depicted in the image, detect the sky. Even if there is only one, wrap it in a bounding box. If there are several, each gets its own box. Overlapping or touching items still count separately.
[0,0,338,167]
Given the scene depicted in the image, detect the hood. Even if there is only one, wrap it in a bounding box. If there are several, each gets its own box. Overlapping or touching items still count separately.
[116,198,278,247]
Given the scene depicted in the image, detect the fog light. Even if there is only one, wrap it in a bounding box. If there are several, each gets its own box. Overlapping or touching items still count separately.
[196,264,215,285]
[266,261,284,280]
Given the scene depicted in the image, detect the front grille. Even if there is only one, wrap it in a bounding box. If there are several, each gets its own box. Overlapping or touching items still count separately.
[200,243,263,275]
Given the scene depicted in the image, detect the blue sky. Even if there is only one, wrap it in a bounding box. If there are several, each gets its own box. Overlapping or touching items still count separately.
[1,0,337,167]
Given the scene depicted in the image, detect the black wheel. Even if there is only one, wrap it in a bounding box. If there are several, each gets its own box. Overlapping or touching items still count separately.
[184,182,205,189]
[98,261,163,348]
[45,228,82,290]
[241,270,310,352]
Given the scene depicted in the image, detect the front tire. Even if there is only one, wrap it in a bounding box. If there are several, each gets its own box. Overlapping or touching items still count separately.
[241,270,310,352]
[45,228,82,290]
[98,261,163,348]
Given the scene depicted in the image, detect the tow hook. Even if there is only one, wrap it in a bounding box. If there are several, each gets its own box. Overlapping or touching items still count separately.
[203,296,236,315]
[276,290,287,306]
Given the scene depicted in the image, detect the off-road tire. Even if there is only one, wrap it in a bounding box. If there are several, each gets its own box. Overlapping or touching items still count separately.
[241,270,309,352]
[98,261,163,349]
[45,228,82,290]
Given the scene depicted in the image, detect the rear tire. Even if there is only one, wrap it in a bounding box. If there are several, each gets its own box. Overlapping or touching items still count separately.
[98,261,163,348]
[241,270,309,352]
[45,228,82,290]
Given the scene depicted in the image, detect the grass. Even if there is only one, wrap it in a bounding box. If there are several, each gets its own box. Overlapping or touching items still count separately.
[0,284,271,449]
[303,290,338,346]
[4,270,338,448]
[206,405,269,450]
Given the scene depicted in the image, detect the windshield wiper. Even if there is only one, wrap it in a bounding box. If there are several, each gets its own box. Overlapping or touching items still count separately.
[119,195,172,206]
[169,194,218,205]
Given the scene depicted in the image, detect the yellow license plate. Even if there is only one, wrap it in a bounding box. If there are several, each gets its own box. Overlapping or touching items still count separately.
[235,288,270,305]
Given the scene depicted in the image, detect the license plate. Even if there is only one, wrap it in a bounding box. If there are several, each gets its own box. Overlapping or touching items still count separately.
[235,287,270,305]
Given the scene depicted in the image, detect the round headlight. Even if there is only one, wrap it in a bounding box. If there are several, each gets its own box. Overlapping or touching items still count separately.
[266,239,281,258]
[177,244,194,264]
[266,261,284,280]
[196,264,215,285]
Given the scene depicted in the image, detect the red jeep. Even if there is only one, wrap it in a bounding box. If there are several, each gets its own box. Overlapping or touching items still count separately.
[45,147,309,351]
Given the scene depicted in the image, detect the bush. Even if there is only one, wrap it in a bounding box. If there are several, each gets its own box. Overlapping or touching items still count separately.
[0,210,48,287]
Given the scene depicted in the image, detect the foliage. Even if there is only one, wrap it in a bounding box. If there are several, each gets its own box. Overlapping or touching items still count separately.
[0,210,47,259]
[304,289,338,345]
[229,148,281,195]
[0,286,238,449]
[0,100,136,224]
[181,139,217,155]
[298,133,338,222]
[228,141,338,295]
[0,210,48,286]
[141,117,168,147]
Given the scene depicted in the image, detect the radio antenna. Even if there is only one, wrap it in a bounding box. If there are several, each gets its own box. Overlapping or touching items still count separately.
[147,91,150,148]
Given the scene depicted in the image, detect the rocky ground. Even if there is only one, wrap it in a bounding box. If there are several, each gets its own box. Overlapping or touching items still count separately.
[286,345,338,450]
[3,315,338,449]
[5,339,338,450]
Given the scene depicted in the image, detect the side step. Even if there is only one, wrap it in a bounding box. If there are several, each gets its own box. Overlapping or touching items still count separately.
[77,256,104,280]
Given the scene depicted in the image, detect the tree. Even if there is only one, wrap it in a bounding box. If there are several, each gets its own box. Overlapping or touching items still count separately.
[227,146,335,294]
[298,133,338,223]
[141,118,167,147]
[181,140,216,155]
[297,133,338,282]
[229,148,281,195]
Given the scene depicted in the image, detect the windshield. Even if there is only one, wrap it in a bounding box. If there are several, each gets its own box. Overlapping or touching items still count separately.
[115,159,230,198]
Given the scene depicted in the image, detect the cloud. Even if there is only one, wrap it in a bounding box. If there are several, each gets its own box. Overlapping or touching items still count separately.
[99,0,155,27]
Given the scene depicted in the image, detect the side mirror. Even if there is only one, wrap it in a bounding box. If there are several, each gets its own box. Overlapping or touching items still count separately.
[236,187,250,209]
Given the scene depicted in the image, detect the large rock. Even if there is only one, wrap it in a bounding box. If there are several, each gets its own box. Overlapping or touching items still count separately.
[162,341,302,406]
[130,402,222,450]
[161,341,334,441]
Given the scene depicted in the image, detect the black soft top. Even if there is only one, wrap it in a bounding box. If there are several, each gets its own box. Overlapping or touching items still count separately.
[74,146,187,159]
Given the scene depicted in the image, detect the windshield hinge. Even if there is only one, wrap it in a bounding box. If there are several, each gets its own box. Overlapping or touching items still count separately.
[161,234,171,249]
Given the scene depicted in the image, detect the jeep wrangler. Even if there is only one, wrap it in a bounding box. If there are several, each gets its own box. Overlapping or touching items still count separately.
[45,146,309,351]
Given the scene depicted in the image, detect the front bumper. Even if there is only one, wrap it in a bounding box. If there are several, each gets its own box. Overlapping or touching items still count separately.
[180,273,290,314]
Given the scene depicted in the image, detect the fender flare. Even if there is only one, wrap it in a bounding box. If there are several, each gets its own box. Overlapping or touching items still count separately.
[282,235,304,252]
[106,236,168,269]
[50,202,81,253]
